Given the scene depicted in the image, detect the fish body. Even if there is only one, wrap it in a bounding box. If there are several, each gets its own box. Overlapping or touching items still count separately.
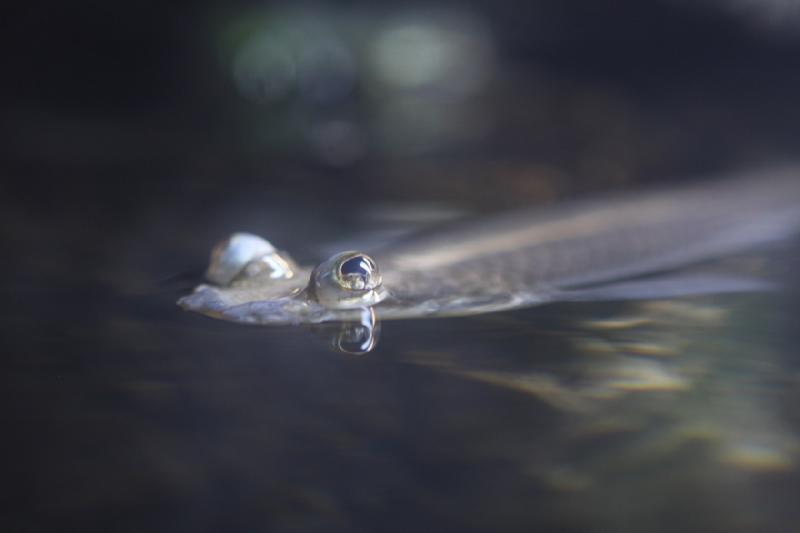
[179,167,800,325]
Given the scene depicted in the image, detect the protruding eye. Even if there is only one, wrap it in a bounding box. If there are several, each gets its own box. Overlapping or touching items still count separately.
[337,255,380,291]
[310,251,387,309]
[206,233,296,285]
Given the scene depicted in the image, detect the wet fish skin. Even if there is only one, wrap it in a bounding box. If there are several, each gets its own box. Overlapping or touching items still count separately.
[373,167,800,316]
[180,166,800,324]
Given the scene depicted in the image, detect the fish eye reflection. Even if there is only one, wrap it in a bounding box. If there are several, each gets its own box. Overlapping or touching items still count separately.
[330,320,381,355]
[317,307,380,354]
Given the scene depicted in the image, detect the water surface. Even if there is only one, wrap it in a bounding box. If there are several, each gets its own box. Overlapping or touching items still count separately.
[4,197,800,532]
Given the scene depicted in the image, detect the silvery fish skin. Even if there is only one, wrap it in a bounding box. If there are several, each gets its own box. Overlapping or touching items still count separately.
[178,167,800,325]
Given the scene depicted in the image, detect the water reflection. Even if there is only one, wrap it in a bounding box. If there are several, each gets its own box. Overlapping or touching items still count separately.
[5,244,800,531]
[381,292,800,530]
[327,308,380,355]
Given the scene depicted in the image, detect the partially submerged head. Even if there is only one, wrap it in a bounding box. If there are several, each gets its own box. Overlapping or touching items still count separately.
[183,234,388,325]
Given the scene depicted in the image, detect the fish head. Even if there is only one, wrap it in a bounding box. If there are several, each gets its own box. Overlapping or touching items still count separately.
[179,234,387,325]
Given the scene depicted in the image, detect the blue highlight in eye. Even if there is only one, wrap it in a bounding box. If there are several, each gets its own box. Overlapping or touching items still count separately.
[340,255,371,277]
[334,252,381,292]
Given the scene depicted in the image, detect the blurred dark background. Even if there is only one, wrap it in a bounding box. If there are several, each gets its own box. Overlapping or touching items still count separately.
[4,0,800,284]
[2,1,800,531]
[5,0,800,233]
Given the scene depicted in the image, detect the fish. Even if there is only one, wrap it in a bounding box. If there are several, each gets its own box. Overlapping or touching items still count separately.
[178,166,800,330]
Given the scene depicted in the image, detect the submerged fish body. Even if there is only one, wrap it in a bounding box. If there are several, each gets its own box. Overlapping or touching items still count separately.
[179,167,800,326]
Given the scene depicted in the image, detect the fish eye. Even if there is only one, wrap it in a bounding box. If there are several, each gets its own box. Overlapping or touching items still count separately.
[206,233,296,285]
[336,255,380,291]
[310,251,387,309]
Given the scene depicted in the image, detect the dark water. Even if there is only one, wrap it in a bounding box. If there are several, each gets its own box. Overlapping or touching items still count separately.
[4,1,800,531]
